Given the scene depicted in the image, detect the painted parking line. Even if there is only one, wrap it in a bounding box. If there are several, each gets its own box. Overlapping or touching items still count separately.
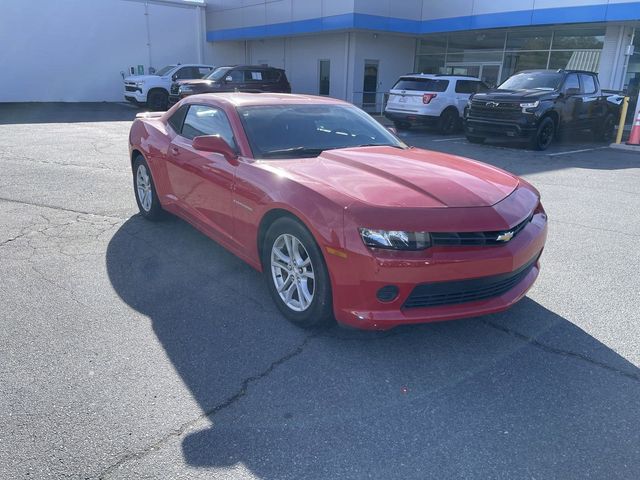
[547,146,608,157]
[431,137,467,142]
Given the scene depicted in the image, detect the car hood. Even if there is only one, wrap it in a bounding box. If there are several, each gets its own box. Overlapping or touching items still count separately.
[177,79,213,87]
[475,89,556,101]
[265,146,519,208]
[124,75,160,83]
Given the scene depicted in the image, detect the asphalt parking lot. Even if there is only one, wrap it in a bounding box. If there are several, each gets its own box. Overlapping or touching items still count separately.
[1,102,639,479]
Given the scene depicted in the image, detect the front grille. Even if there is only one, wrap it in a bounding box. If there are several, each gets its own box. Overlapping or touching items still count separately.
[430,214,533,247]
[125,85,138,92]
[468,100,522,121]
[403,252,540,309]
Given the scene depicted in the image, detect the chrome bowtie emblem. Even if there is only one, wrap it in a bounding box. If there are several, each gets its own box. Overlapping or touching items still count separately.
[496,231,515,242]
[486,101,500,107]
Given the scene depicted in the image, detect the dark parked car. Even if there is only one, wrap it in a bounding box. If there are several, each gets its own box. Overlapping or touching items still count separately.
[169,65,291,104]
[464,69,620,150]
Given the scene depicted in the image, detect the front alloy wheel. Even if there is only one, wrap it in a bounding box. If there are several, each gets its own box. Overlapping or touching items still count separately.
[271,234,315,312]
[263,217,333,328]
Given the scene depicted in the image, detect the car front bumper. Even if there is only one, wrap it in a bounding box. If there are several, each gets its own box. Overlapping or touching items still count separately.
[327,210,547,330]
[124,90,147,103]
[464,117,538,138]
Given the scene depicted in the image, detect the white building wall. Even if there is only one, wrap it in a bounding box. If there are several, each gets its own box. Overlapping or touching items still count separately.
[0,0,205,102]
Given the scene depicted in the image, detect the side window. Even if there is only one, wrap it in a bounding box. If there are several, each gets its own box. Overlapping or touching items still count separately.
[264,69,281,82]
[174,67,195,80]
[167,105,189,134]
[225,70,244,83]
[181,105,237,150]
[244,70,264,82]
[455,80,475,94]
[579,74,597,94]
[477,82,490,92]
[563,73,580,93]
[197,67,212,77]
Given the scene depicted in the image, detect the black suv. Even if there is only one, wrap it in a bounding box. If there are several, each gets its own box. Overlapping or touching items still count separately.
[170,65,291,104]
[464,69,620,150]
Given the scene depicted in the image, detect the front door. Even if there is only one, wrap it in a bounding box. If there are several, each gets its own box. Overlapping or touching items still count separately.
[167,104,238,240]
[363,60,379,112]
[558,72,581,131]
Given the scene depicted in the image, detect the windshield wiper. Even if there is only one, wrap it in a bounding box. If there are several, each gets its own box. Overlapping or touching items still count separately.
[355,143,405,149]
[261,146,325,158]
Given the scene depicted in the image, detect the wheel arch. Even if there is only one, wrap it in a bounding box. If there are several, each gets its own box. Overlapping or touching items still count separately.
[540,110,559,131]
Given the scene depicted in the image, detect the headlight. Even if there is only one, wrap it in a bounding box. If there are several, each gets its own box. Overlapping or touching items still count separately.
[359,228,431,250]
[520,100,540,109]
[135,81,145,87]
[179,86,192,93]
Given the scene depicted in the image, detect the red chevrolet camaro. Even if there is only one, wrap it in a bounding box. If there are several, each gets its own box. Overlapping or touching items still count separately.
[129,93,547,330]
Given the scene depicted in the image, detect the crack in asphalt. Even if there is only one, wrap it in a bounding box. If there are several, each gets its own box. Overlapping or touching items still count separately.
[482,320,640,383]
[0,196,127,220]
[95,331,321,479]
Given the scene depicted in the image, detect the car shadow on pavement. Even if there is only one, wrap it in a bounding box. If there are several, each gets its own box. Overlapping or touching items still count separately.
[106,215,640,479]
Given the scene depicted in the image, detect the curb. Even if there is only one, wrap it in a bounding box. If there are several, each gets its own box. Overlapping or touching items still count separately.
[609,143,640,153]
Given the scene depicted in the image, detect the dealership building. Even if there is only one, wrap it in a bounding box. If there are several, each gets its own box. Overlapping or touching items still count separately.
[2,0,639,118]
[206,0,640,115]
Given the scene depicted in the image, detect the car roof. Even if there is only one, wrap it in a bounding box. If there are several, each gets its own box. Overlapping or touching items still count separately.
[515,69,596,75]
[216,65,283,70]
[185,92,348,108]
[397,74,480,81]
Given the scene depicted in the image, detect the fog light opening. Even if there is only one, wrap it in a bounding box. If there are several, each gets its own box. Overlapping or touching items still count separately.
[376,285,399,303]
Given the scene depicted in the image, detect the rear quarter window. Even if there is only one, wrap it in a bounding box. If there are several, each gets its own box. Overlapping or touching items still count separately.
[392,78,449,92]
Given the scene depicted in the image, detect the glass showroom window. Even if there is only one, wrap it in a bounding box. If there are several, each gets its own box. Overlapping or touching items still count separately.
[319,60,330,96]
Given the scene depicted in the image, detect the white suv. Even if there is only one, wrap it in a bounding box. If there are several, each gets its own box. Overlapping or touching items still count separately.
[384,74,489,134]
[123,64,214,111]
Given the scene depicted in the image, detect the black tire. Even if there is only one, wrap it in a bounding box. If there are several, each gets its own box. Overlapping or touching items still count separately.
[466,135,485,144]
[147,89,168,111]
[596,113,616,143]
[530,116,555,151]
[133,155,165,221]
[393,121,411,131]
[262,217,333,328]
[438,108,459,135]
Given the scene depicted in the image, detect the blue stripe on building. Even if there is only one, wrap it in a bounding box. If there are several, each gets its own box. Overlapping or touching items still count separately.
[207,2,640,41]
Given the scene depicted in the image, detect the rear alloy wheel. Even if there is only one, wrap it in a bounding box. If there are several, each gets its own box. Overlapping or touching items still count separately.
[438,108,459,135]
[597,114,616,143]
[530,117,555,151]
[263,217,333,328]
[147,90,168,111]
[133,155,164,221]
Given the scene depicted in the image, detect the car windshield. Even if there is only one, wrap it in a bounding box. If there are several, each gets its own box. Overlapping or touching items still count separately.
[206,66,232,81]
[392,77,449,92]
[154,65,176,76]
[238,104,406,159]
[498,72,563,90]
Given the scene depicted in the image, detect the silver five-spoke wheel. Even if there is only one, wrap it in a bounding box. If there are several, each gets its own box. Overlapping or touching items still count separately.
[136,164,153,212]
[270,233,315,312]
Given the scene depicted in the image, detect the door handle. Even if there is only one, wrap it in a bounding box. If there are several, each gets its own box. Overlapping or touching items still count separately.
[170,146,180,156]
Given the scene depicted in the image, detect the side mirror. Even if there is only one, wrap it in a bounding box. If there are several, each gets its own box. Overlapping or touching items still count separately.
[563,87,580,96]
[192,135,237,162]
[225,76,233,83]
[172,74,178,81]
[387,126,398,135]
